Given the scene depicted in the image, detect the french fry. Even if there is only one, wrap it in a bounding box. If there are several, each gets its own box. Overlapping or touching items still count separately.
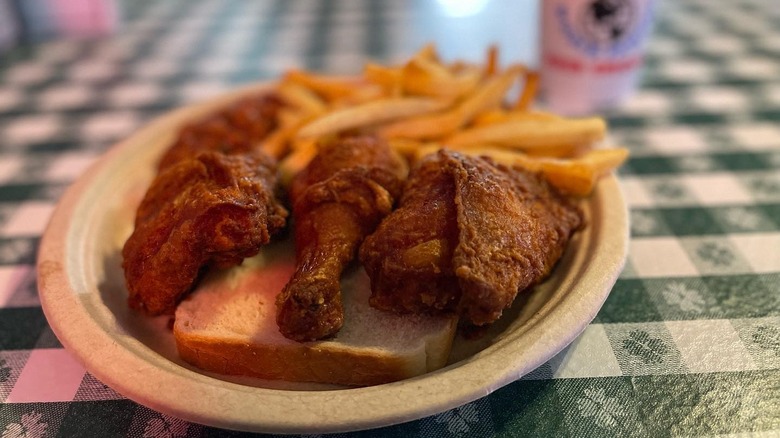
[457,65,525,124]
[277,82,327,116]
[379,66,523,140]
[387,138,430,159]
[284,70,362,101]
[296,97,451,139]
[415,144,441,161]
[260,128,290,159]
[535,161,596,196]
[403,55,451,90]
[514,71,539,110]
[579,148,630,176]
[261,106,320,158]
[445,117,607,154]
[513,148,628,196]
[471,109,561,127]
[364,63,403,95]
[279,138,318,185]
[485,44,499,76]
[277,107,304,127]
[262,120,311,159]
[472,109,510,127]
[377,106,462,140]
[400,55,481,101]
[290,137,318,152]
[402,61,482,100]
[330,84,385,108]
[412,43,439,63]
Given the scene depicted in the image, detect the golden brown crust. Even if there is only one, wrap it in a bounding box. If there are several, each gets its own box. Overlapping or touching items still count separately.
[451,153,583,325]
[124,92,288,316]
[361,150,583,326]
[157,94,284,171]
[360,153,462,314]
[122,150,288,315]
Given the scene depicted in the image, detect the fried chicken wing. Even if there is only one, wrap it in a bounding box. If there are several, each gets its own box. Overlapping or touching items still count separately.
[275,136,407,341]
[157,94,283,170]
[360,149,583,326]
[123,150,288,315]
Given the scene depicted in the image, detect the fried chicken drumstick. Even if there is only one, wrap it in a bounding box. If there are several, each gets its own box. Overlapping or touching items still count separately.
[276,136,408,341]
[360,150,583,327]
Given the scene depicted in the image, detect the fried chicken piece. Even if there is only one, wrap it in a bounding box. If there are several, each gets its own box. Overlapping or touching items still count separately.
[450,152,583,324]
[359,154,462,315]
[360,150,583,326]
[123,150,288,315]
[275,136,407,341]
[157,94,283,170]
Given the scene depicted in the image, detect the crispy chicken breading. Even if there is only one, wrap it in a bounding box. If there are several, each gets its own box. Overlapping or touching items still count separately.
[123,150,288,315]
[157,94,283,170]
[358,154,462,315]
[360,149,583,326]
[275,136,408,341]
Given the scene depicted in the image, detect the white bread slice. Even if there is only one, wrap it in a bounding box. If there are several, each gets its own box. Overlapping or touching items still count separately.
[173,239,458,387]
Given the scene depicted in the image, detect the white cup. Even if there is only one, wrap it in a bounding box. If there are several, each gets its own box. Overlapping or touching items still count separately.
[539,0,656,115]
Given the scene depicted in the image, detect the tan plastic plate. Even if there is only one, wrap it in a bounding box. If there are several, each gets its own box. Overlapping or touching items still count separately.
[37,82,629,434]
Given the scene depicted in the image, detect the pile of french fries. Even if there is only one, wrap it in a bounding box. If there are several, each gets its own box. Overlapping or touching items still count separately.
[262,44,628,197]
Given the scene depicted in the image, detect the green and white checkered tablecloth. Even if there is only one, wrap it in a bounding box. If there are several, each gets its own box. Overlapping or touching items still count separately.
[1,0,778,436]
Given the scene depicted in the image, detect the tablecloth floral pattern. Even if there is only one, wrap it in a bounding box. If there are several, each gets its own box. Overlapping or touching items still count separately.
[0,0,778,436]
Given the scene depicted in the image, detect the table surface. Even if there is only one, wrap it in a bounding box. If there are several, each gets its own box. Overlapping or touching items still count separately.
[1,0,779,436]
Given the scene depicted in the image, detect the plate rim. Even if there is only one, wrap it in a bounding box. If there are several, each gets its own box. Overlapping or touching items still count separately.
[37,82,629,434]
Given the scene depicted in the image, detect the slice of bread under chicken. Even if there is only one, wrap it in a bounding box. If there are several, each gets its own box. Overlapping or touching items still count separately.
[173,239,458,387]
